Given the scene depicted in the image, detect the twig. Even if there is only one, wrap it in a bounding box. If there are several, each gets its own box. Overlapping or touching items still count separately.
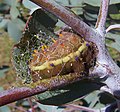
[63,104,97,112]
[0,73,90,106]
[63,102,118,112]
[95,0,110,36]
[28,105,39,112]
[28,98,35,112]
[8,103,26,112]
[106,24,120,33]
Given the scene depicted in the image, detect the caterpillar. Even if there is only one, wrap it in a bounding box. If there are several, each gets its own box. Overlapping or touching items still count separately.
[29,31,94,86]
[12,8,96,88]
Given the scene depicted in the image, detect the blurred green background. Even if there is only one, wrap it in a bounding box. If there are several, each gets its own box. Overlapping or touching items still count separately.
[0,0,120,112]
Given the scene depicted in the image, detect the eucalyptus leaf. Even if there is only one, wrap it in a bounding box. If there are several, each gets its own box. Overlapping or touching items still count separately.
[7,22,22,41]
[85,12,97,19]
[7,19,23,41]
[109,4,119,14]
[110,43,120,53]
[10,6,20,19]
[36,80,102,105]
[71,8,83,15]
[0,68,9,78]
[0,4,9,11]
[83,91,108,109]
[84,0,101,6]
[84,91,101,106]
[93,103,105,109]
[84,12,97,21]
[0,87,3,91]
[0,19,9,29]
[110,0,120,5]
[22,0,40,10]
[15,18,25,31]
[29,7,40,15]
[110,14,120,20]
[2,0,11,6]
[84,5,99,14]
[37,103,64,112]
[70,0,83,6]
[55,0,69,6]
[56,20,65,28]
[106,33,120,52]
[98,92,115,105]
[0,106,11,112]
[3,0,19,7]
[22,101,30,107]
[84,0,120,6]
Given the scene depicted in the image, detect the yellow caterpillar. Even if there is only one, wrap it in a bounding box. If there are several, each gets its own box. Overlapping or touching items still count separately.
[31,42,87,71]
[28,31,93,86]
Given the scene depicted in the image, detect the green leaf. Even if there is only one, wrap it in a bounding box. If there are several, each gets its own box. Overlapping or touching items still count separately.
[84,91,101,107]
[7,19,24,41]
[98,92,115,105]
[0,106,11,112]
[0,87,4,91]
[106,33,120,52]
[22,0,39,9]
[71,8,83,15]
[22,101,30,107]
[36,89,69,101]
[0,19,9,29]
[84,5,99,14]
[10,6,20,19]
[55,0,69,6]
[0,4,9,11]
[109,5,119,14]
[3,0,12,6]
[70,0,83,6]
[84,0,120,6]
[56,20,65,28]
[84,12,97,21]
[0,68,9,78]
[36,80,101,105]
[37,103,64,112]
[110,0,120,5]
[110,14,120,20]
[110,43,120,53]
[15,18,25,31]
[3,0,19,6]
[84,0,101,6]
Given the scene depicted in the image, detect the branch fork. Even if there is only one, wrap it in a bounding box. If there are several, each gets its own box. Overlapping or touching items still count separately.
[0,0,120,109]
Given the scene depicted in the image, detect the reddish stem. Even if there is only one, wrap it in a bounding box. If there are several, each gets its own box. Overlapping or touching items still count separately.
[0,73,87,106]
